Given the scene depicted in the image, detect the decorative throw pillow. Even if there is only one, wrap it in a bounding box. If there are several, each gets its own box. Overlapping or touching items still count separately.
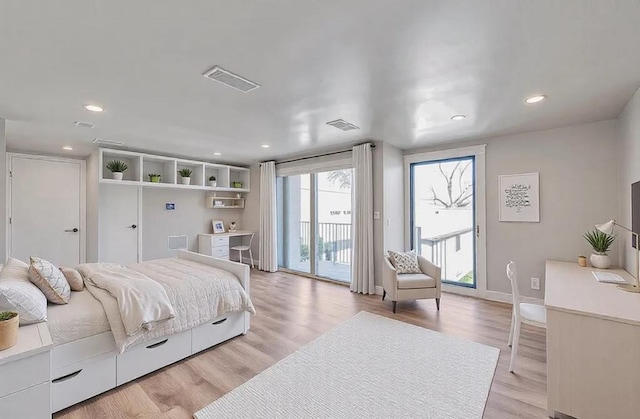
[388,250,422,274]
[59,267,84,291]
[0,280,47,325]
[0,258,31,282]
[29,257,70,304]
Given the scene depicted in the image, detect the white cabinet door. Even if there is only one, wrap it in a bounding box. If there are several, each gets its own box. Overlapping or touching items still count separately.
[99,184,139,263]
[10,155,83,266]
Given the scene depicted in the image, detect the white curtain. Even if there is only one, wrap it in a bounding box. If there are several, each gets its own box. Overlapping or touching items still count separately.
[350,144,375,294]
[259,161,278,272]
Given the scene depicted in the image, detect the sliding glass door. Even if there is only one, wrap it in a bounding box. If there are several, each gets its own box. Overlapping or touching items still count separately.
[410,156,476,287]
[277,169,353,283]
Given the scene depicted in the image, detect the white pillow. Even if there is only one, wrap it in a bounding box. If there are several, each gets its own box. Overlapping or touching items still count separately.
[0,258,30,282]
[388,250,422,274]
[29,257,70,304]
[0,280,47,325]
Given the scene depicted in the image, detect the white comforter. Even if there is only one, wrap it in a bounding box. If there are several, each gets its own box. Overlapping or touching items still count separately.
[78,258,255,353]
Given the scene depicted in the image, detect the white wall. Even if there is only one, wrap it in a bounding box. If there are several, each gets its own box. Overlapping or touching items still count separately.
[0,119,5,260]
[142,188,244,260]
[617,87,640,275]
[405,119,619,298]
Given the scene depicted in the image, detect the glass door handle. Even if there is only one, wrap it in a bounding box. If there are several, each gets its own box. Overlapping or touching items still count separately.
[64,228,79,233]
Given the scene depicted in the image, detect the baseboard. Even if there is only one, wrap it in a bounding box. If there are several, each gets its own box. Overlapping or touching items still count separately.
[375,286,543,305]
[485,290,543,305]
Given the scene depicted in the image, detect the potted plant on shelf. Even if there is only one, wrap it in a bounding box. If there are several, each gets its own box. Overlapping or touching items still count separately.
[178,168,193,185]
[232,181,243,188]
[584,229,616,269]
[106,160,128,180]
[0,311,19,351]
[148,174,162,183]
[209,175,217,187]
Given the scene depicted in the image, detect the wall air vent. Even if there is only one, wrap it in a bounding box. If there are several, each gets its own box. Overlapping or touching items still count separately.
[74,121,95,128]
[92,138,124,146]
[326,119,360,131]
[202,66,260,93]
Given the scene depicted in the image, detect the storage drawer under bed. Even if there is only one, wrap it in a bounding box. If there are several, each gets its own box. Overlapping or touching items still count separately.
[116,330,191,386]
[52,354,116,413]
[192,311,246,354]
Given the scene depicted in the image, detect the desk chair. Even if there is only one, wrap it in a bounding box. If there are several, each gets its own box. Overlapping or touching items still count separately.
[507,261,546,373]
[231,233,255,268]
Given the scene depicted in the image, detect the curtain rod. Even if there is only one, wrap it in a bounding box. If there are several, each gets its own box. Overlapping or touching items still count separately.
[264,142,376,166]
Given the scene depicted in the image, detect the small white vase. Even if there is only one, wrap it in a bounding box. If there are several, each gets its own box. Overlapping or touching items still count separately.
[209,181,217,187]
[181,177,191,185]
[590,253,611,269]
[112,172,123,180]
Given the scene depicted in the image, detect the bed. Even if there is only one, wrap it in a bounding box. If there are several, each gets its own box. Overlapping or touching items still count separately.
[48,250,254,413]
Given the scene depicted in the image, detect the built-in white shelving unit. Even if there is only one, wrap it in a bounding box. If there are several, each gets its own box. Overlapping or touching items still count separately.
[99,148,250,192]
[205,196,245,209]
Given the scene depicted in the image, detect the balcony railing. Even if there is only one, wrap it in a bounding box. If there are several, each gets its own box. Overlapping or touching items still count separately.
[300,221,352,264]
[414,226,474,283]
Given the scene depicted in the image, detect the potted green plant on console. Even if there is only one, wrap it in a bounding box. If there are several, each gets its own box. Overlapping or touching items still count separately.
[0,311,19,350]
[584,229,615,269]
[106,160,128,180]
[179,168,193,185]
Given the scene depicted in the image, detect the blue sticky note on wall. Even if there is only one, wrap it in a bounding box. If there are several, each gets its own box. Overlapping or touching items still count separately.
[166,203,175,210]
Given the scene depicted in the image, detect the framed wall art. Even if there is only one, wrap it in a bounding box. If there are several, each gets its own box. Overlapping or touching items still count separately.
[499,172,540,222]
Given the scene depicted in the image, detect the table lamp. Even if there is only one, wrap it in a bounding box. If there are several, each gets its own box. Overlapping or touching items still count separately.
[595,219,640,293]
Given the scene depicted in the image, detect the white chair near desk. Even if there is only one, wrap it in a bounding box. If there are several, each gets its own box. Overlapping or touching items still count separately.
[506,261,546,373]
[231,233,255,268]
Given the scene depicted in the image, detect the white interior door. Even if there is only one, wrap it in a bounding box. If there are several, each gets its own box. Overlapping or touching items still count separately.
[10,155,84,266]
[99,184,139,263]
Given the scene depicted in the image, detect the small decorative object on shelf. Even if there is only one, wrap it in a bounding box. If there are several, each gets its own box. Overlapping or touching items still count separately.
[235,193,242,199]
[583,229,615,269]
[229,221,237,232]
[148,173,162,183]
[209,175,217,187]
[232,181,243,188]
[106,160,128,180]
[578,255,587,267]
[0,311,19,350]
[178,168,193,185]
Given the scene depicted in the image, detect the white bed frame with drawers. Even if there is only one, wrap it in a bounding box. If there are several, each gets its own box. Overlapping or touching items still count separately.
[50,250,251,414]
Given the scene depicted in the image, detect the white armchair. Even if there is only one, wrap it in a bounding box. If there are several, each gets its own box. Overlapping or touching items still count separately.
[382,254,442,313]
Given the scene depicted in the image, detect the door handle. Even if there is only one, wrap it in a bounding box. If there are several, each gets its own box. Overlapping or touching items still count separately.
[129,224,137,229]
[64,228,79,233]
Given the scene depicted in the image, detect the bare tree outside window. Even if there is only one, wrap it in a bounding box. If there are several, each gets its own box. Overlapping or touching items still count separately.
[327,169,352,189]
[429,161,472,208]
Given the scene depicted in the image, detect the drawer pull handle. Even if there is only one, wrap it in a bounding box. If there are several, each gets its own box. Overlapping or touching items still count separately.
[53,369,82,383]
[212,318,228,325]
[146,339,169,349]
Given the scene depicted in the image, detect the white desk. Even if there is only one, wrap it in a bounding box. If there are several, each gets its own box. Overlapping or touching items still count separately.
[198,231,254,261]
[545,260,640,419]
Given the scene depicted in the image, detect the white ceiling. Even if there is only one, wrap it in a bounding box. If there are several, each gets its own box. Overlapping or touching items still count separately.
[1,1,639,163]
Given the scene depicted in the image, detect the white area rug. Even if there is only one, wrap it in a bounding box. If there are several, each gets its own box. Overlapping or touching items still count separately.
[194,311,499,419]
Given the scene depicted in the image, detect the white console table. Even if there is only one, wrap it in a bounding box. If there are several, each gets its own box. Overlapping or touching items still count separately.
[545,260,640,419]
[0,323,53,419]
[198,231,255,261]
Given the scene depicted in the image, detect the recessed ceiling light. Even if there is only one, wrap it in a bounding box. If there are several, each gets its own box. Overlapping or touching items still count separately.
[213,152,221,156]
[62,146,73,151]
[451,115,466,121]
[83,104,104,112]
[261,144,270,148]
[525,95,546,104]
[74,121,95,128]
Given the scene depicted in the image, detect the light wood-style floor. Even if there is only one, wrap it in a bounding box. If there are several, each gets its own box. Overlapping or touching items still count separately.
[55,270,547,419]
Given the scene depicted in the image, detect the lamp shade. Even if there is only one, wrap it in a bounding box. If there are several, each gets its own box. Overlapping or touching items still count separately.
[595,220,616,235]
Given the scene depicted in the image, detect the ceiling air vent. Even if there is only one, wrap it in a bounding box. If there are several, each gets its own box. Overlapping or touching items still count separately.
[74,121,95,128]
[202,66,260,93]
[326,119,360,131]
[92,138,124,146]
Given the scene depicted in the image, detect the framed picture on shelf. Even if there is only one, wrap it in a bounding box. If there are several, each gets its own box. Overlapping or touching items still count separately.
[498,172,540,222]
[212,220,225,234]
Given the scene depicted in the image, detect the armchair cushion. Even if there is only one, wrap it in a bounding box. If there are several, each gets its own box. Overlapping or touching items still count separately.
[396,273,437,289]
[388,250,421,274]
